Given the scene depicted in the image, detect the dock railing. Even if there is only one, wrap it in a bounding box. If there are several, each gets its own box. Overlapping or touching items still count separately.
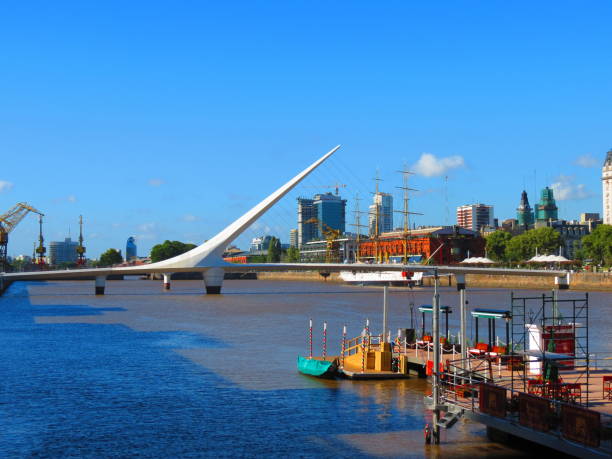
[438,356,612,455]
[344,333,386,357]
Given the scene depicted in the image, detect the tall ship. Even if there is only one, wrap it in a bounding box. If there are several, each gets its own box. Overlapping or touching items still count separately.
[340,168,426,286]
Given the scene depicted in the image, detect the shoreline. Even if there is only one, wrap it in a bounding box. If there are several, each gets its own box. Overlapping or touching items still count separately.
[257,270,612,291]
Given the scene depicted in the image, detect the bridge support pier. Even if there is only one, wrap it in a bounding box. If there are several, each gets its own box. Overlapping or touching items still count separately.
[95,276,106,295]
[204,267,224,294]
[163,273,171,290]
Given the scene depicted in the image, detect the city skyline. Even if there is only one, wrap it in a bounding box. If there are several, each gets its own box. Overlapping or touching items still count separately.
[1,3,611,257]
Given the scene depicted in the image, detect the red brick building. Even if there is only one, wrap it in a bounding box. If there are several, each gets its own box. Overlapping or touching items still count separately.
[358,226,485,265]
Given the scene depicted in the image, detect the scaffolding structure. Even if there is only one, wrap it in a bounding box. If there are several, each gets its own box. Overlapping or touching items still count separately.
[510,291,589,405]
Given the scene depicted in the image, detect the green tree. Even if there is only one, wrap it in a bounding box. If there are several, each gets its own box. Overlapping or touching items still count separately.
[505,227,561,262]
[581,224,612,266]
[531,227,562,254]
[485,231,512,261]
[99,248,123,267]
[266,237,281,263]
[150,240,196,263]
[286,246,300,262]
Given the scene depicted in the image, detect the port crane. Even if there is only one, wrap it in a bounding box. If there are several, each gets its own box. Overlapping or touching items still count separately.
[304,217,342,263]
[76,215,86,265]
[0,203,44,271]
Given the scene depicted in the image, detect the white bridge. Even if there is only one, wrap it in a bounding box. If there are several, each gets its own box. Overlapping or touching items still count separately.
[0,145,569,294]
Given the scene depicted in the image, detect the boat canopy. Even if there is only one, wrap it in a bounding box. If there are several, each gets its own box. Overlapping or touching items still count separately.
[471,308,511,319]
[418,305,452,313]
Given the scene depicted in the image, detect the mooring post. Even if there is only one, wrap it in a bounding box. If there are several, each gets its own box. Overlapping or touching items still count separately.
[309,319,313,359]
[382,285,388,342]
[456,274,467,361]
[322,321,327,358]
[163,273,171,290]
[341,325,346,368]
[432,268,441,443]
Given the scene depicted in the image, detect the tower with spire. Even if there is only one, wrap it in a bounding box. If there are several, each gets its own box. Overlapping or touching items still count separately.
[516,190,534,228]
[603,148,612,224]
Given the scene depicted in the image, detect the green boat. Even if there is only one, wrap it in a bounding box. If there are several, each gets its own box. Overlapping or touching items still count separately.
[297,356,338,378]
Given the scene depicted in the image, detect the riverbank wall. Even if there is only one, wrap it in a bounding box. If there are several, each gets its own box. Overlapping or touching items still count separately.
[257,271,612,291]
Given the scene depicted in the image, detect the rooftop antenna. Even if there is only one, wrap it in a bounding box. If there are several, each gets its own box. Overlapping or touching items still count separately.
[444,175,449,226]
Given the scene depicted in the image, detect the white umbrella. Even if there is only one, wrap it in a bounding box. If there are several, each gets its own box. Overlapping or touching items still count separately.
[461,256,495,264]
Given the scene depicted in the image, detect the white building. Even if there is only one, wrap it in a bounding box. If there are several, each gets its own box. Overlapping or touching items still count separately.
[603,149,612,225]
[289,229,298,248]
[456,204,495,232]
[369,192,393,236]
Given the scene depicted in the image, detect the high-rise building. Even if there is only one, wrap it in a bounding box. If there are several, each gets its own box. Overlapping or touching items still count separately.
[297,197,316,248]
[49,237,78,265]
[368,192,393,236]
[516,190,534,228]
[535,187,558,222]
[297,192,346,247]
[289,229,298,248]
[126,237,137,261]
[456,204,494,232]
[603,149,612,224]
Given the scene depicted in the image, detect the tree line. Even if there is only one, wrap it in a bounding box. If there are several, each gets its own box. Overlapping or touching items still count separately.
[486,224,612,266]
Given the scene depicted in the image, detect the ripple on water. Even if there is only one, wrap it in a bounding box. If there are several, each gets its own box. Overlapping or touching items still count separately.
[2,279,594,457]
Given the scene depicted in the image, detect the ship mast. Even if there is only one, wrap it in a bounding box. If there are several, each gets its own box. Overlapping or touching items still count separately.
[350,193,368,262]
[371,171,383,263]
[395,166,422,263]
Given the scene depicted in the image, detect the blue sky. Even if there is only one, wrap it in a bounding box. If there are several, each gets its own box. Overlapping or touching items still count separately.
[1,1,611,258]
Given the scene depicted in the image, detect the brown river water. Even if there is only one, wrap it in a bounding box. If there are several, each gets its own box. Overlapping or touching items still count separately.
[1,278,610,457]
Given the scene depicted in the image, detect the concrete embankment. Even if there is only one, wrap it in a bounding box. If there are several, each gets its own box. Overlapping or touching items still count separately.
[257,270,612,291]
[257,271,344,283]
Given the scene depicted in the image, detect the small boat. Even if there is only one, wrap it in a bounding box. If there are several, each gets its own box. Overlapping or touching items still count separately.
[297,356,338,378]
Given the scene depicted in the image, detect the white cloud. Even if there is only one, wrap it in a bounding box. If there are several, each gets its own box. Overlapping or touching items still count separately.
[412,153,465,177]
[0,180,14,193]
[574,154,598,168]
[550,175,592,201]
[135,233,156,241]
[137,222,156,232]
[182,214,199,222]
[67,195,77,203]
[148,178,164,187]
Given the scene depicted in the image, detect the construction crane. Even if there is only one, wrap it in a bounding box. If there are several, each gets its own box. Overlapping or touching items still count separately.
[304,217,342,263]
[305,183,347,196]
[76,215,86,265]
[0,203,44,271]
